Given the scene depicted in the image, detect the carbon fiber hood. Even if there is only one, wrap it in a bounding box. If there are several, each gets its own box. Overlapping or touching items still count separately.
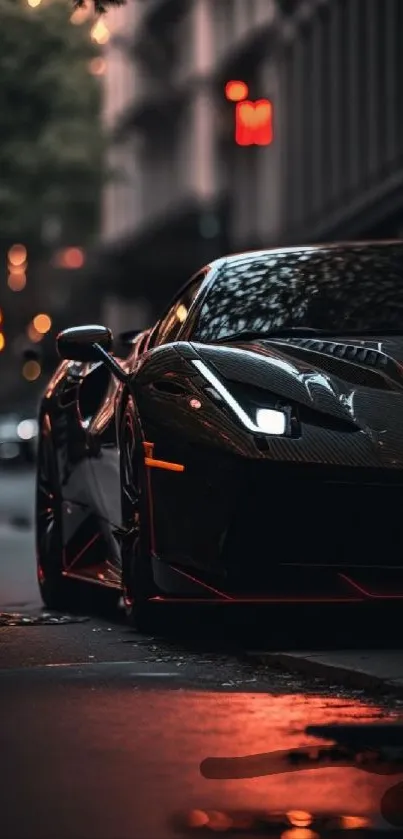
[192,335,403,466]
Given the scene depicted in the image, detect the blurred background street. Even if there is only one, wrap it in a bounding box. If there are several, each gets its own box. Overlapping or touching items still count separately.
[2,0,403,405]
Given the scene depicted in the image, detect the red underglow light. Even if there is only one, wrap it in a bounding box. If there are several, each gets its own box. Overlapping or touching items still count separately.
[235,99,273,146]
[225,80,249,102]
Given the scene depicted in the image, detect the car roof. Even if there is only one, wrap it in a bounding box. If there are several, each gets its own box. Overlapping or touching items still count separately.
[207,239,403,271]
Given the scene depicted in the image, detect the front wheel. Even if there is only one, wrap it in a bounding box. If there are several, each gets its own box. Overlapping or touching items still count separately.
[120,398,158,632]
[36,415,76,611]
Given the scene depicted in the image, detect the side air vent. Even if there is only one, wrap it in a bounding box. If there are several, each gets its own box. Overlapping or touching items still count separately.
[290,338,388,368]
[273,340,394,391]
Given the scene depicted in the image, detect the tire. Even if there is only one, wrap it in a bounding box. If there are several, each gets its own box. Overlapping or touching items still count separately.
[120,397,157,633]
[35,415,76,611]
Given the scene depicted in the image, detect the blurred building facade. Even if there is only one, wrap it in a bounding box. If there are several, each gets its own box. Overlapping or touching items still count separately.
[278,0,403,243]
[95,0,403,327]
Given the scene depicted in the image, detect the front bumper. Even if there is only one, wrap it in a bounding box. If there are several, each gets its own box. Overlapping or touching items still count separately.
[217,464,403,600]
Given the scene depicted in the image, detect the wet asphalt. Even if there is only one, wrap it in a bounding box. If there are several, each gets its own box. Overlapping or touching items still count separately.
[0,467,402,838]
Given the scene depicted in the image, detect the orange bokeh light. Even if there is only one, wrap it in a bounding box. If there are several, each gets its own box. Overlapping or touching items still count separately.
[27,323,43,343]
[56,247,85,269]
[235,98,273,145]
[91,19,110,44]
[0,333,5,352]
[70,5,91,24]
[22,360,41,381]
[89,57,106,75]
[33,314,52,334]
[8,272,26,291]
[340,816,371,829]
[8,244,27,267]
[225,80,249,102]
[287,812,313,828]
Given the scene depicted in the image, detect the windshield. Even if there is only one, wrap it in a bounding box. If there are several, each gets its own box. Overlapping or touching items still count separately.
[192,245,403,342]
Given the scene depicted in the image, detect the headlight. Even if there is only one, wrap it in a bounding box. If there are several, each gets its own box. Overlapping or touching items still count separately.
[192,359,287,436]
[255,408,286,435]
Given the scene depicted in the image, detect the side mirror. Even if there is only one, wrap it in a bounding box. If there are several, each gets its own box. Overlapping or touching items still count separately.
[57,325,113,363]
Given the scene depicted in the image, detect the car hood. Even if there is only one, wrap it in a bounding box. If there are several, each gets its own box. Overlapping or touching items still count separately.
[192,334,403,465]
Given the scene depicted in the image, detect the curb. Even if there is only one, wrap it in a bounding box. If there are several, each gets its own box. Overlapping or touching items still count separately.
[243,651,403,696]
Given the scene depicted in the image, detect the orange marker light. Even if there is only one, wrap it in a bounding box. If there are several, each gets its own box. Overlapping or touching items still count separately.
[142,442,184,471]
[144,457,184,473]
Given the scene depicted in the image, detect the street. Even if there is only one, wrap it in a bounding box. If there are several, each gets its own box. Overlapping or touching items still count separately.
[1,468,402,839]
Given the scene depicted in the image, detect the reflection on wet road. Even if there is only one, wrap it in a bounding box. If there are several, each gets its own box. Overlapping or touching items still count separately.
[1,468,402,838]
[0,669,400,839]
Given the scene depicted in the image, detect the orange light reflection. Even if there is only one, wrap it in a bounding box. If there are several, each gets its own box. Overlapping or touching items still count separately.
[74,690,400,836]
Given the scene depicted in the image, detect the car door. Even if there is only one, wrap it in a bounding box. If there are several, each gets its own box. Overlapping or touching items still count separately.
[125,273,212,561]
[78,274,207,582]
[80,330,153,582]
[48,356,114,576]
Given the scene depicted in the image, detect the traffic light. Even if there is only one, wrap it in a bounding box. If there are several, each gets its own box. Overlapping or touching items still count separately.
[235,99,273,146]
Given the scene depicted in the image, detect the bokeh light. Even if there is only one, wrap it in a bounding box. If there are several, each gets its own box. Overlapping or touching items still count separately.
[8,273,26,292]
[340,816,371,829]
[27,0,42,7]
[33,314,52,335]
[22,360,41,381]
[91,19,110,44]
[55,247,85,269]
[8,244,27,267]
[70,6,91,24]
[88,57,106,76]
[17,419,38,440]
[225,80,249,102]
[0,333,5,352]
[27,323,43,343]
[287,812,313,828]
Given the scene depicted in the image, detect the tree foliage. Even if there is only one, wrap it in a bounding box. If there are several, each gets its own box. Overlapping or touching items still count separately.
[73,0,126,13]
[0,0,105,245]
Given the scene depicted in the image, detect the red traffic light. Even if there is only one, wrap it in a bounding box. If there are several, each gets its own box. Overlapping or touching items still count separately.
[225,80,249,102]
[235,99,273,146]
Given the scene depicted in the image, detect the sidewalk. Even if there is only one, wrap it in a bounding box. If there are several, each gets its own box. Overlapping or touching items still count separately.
[245,649,403,695]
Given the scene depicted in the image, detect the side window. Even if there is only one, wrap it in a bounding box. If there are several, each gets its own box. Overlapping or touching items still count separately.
[152,273,205,346]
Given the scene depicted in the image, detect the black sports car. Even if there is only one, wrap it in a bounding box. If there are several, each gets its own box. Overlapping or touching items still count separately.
[36,241,403,629]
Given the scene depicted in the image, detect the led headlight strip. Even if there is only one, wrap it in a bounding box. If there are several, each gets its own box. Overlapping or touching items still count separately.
[192,359,286,436]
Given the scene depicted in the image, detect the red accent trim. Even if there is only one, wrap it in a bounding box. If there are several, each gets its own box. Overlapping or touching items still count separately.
[339,573,403,599]
[148,596,364,603]
[64,532,100,572]
[168,565,233,600]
